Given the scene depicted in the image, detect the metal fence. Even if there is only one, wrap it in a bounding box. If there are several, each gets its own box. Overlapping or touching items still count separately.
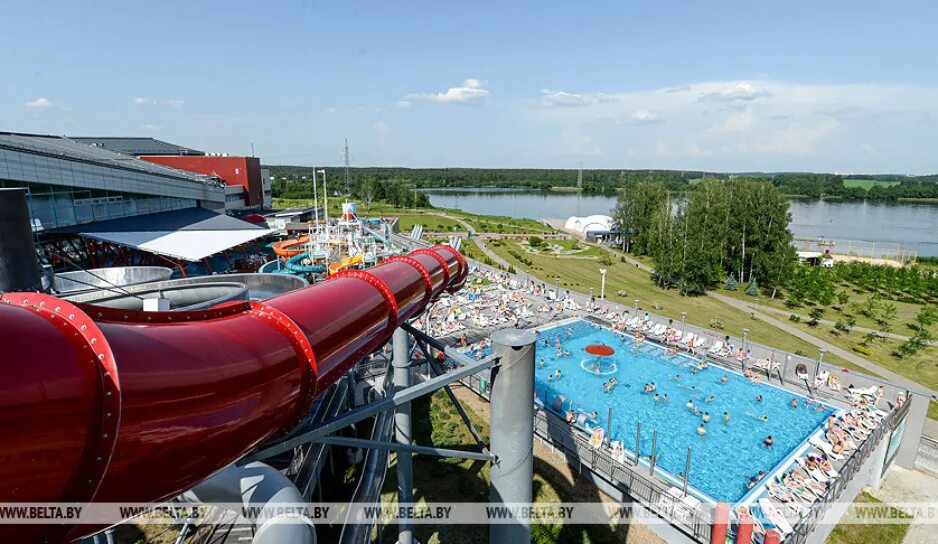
[785,394,911,544]
[459,369,715,543]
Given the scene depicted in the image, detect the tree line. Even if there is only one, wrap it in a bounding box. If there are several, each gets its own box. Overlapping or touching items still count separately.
[265,165,938,200]
[612,178,797,295]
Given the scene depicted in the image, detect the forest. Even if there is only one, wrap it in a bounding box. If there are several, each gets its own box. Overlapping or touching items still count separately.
[265,165,938,201]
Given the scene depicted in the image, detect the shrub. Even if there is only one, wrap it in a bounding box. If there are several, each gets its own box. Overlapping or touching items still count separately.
[724,276,738,291]
[528,236,544,248]
[852,344,873,356]
[708,319,725,330]
[789,314,801,323]
[745,280,759,297]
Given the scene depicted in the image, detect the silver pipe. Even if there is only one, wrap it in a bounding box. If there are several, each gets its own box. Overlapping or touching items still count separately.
[489,328,536,544]
[682,447,692,496]
[634,421,641,465]
[181,462,316,544]
[649,430,657,476]
[392,327,414,544]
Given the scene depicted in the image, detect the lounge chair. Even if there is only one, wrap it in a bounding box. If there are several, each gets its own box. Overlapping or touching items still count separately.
[795,457,829,483]
[814,371,830,389]
[679,332,695,347]
[758,498,794,535]
[708,341,723,355]
[810,436,844,460]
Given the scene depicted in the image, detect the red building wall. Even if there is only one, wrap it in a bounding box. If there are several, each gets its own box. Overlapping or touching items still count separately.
[140,156,263,206]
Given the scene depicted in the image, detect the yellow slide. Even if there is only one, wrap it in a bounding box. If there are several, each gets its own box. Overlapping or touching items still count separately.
[328,254,364,275]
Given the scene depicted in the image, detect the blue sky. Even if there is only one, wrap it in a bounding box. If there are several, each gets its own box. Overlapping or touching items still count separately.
[3,1,938,172]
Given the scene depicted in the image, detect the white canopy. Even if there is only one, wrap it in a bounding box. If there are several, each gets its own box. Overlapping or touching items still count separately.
[81,228,275,262]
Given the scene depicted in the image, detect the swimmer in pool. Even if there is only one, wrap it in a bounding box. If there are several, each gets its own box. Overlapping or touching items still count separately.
[705,395,716,403]
[697,424,707,436]
[686,400,694,411]
[790,398,799,408]
[720,375,729,384]
[538,358,546,368]
[763,435,774,448]
[673,374,682,381]
[755,395,763,403]
[661,394,669,404]
[702,412,711,423]
[723,412,729,424]
[653,393,660,403]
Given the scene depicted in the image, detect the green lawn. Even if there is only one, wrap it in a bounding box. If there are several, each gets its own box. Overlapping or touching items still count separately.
[843,179,901,190]
[395,214,463,232]
[487,240,861,371]
[825,492,911,544]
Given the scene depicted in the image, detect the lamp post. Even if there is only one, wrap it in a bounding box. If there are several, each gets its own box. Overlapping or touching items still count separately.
[681,311,687,336]
[318,169,328,236]
[555,276,562,300]
[599,268,607,300]
[311,168,319,226]
[634,299,640,316]
[589,287,594,308]
[816,348,826,380]
[742,328,750,352]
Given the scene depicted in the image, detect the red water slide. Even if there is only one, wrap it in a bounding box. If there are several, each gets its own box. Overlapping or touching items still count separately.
[0,245,467,543]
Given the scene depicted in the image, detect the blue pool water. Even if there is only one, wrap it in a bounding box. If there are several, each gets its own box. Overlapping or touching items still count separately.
[534,319,833,503]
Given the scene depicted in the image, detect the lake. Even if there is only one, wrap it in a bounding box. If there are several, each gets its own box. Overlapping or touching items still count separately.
[421,188,938,256]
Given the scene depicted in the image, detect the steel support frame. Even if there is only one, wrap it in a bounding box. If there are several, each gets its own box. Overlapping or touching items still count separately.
[314,435,494,462]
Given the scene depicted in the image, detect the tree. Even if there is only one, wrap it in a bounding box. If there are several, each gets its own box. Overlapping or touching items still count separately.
[746,280,759,297]
[611,181,668,254]
[362,178,377,206]
[528,236,544,248]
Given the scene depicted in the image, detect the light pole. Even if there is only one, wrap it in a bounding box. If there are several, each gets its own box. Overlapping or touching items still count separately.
[681,311,687,336]
[318,169,328,235]
[742,328,750,352]
[555,277,562,300]
[311,168,319,226]
[589,287,594,308]
[816,348,826,380]
[599,268,607,300]
[634,299,640,316]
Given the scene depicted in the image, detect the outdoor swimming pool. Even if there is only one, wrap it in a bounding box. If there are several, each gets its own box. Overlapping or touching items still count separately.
[534,319,833,503]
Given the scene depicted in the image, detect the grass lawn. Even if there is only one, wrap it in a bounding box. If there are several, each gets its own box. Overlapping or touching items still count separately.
[486,240,861,371]
[774,316,938,394]
[395,214,463,232]
[843,179,901,190]
[719,285,931,337]
[825,492,911,544]
[379,390,644,544]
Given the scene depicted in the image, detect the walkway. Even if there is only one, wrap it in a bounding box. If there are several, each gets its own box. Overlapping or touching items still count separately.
[711,292,936,397]
[427,213,512,269]
[866,465,938,544]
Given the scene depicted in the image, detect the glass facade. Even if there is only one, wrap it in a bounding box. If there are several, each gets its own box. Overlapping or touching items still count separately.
[0,179,196,231]
[0,138,223,231]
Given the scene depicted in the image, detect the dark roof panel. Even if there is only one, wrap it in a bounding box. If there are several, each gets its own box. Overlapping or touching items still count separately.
[69,137,205,156]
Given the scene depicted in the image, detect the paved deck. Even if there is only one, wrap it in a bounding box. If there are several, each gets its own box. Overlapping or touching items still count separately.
[867,466,938,544]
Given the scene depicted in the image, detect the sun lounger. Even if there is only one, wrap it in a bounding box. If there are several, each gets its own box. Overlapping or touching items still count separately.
[679,332,695,347]
[795,457,829,483]
[810,436,844,460]
[708,341,723,355]
[814,371,830,389]
[758,498,794,535]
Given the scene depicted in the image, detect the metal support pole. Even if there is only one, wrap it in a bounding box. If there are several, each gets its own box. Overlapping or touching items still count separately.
[681,311,687,336]
[489,328,536,544]
[683,447,692,496]
[634,421,641,465]
[649,430,657,476]
[634,299,640,316]
[606,406,612,446]
[743,328,750,353]
[392,327,414,544]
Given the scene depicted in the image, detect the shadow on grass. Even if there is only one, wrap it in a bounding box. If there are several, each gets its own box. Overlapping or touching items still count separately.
[379,393,639,544]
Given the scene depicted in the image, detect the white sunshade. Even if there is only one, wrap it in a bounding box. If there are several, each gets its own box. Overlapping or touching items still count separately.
[81,228,276,262]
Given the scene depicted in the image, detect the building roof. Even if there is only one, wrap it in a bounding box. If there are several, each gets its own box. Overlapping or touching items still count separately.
[52,207,275,261]
[0,132,220,186]
[69,136,205,156]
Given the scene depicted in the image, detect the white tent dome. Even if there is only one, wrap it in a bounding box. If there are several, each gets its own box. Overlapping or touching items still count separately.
[564,215,613,235]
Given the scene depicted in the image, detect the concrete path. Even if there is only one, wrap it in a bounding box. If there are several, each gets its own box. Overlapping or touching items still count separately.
[428,213,513,270]
[866,466,938,544]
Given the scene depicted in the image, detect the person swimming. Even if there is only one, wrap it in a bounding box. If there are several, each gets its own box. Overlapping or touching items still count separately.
[672,374,682,381]
[723,412,729,424]
[702,412,711,423]
[644,383,656,393]
[653,393,660,403]
[661,394,669,404]
[705,395,716,403]
[790,398,799,408]
[566,410,576,423]
[763,435,774,448]
[720,375,729,384]
[697,424,707,436]
[755,395,763,403]
[686,400,695,411]
[538,358,546,368]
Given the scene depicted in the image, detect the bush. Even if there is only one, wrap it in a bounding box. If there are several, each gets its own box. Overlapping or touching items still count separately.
[745,280,759,297]
[724,276,739,291]
[708,319,725,330]
[789,314,801,323]
[528,236,544,248]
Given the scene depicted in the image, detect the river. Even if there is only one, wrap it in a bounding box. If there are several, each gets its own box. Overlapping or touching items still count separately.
[421,188,938,256]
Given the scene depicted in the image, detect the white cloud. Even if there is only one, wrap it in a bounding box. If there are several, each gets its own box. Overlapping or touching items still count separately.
[529,79,938,169]
[166,99,185,109]
[406,78,490,104]
[323,107,339,114]
[373,120,390,133]
[698,82,771,103]
[24,97,53,110]
[394,100,412,109]
[140,124,162,131]
[540,89,591,108]
[134,97,156,106]
[632,110,660,123]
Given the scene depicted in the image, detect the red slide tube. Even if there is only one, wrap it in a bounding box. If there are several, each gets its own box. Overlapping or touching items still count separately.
[0,245,466,543]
